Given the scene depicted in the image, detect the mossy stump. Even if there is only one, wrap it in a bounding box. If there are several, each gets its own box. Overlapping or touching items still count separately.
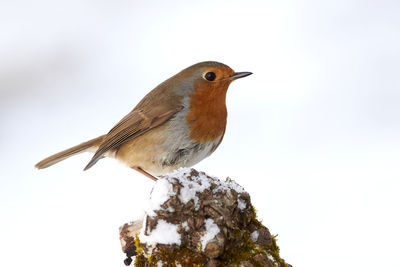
[119,168,290,267]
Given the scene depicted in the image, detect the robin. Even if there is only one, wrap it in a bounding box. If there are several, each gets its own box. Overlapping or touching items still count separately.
[35,61,252,181]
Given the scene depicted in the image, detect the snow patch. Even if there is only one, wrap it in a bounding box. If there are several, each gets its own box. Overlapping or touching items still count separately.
[140,219,181,246]
[162,168,247,211]
[167,169,212,210]
[250,230,259,242]
[267,253,275,262]
[212,177,245,194]
[167,206,175,212]
[200,218,220,250]
[146,177,176,217]
[182,221,189,231]
[238,198,246,210]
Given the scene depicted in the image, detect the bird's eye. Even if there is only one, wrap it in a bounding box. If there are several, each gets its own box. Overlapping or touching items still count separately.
[204,72,216,81]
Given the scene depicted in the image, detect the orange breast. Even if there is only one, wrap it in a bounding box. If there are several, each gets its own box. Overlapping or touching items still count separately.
[185,80,230,143]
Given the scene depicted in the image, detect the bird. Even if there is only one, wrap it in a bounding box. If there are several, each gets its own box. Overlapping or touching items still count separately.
[35,61,252,181]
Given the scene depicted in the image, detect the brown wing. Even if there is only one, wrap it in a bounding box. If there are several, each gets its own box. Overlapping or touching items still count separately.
[83,104,182,170]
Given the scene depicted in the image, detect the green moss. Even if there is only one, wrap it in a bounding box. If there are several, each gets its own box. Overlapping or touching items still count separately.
[133,235,207,266]
[134,254,145,267]
[218,230,287,266]
[251,203,258,219]
[148,246,208,266]
[217,204,288,267]
[266,235,286,266]
[134,235,145,267]
[218,229,264,266]
[134,234,143,254]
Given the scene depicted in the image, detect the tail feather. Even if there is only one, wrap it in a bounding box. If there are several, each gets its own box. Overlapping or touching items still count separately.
[35,135,104,169]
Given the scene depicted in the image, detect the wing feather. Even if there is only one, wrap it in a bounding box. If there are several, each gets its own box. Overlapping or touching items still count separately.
[84,105,182,170]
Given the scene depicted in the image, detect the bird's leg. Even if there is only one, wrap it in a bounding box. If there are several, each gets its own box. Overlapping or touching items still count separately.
[132,166,158,181]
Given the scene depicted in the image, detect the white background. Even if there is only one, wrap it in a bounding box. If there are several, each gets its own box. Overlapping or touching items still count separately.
[1,0,399,266]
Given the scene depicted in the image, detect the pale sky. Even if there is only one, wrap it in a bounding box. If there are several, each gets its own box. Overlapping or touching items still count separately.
[1,1,399,266]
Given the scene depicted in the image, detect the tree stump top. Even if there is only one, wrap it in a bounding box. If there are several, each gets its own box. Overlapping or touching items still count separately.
[120,168,290,267]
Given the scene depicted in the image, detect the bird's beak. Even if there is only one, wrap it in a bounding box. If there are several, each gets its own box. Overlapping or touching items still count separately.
[230,72,253,81]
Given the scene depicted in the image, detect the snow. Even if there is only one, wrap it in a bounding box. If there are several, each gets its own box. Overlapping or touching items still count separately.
[267,253,275,262]
[141,168,247,248]
[140,219,181,246]
[250,230,259,242]
[146,177,176,217]
[176,172,211,209]
[212,177,245,194]
[167,206,175,212]
[200,218,220,250]
[237,198,246,210]
[182,221,189,231]
[161,168,247,211]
